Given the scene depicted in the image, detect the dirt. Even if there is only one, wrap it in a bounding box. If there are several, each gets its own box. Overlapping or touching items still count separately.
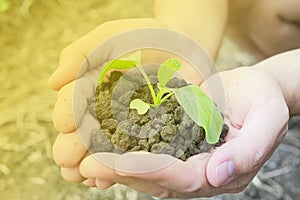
[87,71,228,160]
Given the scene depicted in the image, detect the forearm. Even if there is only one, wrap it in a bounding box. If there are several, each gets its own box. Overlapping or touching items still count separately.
[255,50,300,115]
[154,0,228,59]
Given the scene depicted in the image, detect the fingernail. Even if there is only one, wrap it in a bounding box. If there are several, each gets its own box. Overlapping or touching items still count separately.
[216,160,236,185]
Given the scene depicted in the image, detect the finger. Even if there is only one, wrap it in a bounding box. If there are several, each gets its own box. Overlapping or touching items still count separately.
[113,152,212,193]
[79,153,175,198]
[49,19,164,90]
[52,131,88,168]
[79,152,120,179]
[52,111,98,168]
[52,81,76,133]
[206,97,289,187]
[52,69,97,133]
[95,178,115,190]
[48,52,89,91]
[83,178,96,187]
[61,165,85,183]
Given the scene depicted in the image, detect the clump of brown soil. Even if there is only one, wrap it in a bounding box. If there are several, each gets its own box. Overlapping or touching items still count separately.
[87,71,228,161]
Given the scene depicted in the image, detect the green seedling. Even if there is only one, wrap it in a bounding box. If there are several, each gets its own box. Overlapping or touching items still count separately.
[98,51,223,144]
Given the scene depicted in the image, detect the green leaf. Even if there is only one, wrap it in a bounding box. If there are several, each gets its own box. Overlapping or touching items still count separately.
[98,51,141,84]
[130,99,150,115]
[175,85,223,144]
[158,58,182,88]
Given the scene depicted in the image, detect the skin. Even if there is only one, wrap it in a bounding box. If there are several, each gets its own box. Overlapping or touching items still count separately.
[48,19,166,91]
[50,2,228,185]
[227,0,300,59]
[52,47,299,198]
[255,50,300,115]
[49,1,300,198]
[79,64,291,198]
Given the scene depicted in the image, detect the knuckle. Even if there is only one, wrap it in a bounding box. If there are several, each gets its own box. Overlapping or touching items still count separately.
[100,20,113,28]
[61,167,84,183]
[224,177,250,192]
[53,83,77,133]
[239,140,265,172]
[224,170,256,192]
[182,178,201,193]
[59,44,84,66]
[60,45,75,60]
[229,185,248,194]
[250,145,264,169]
[229,180,244,190]
[178,163,205,193]
[52,133,86,168]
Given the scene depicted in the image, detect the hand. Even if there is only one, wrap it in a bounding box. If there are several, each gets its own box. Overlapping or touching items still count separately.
[49,18,205,183]
[79,67,289,198]
[50,18,166,183]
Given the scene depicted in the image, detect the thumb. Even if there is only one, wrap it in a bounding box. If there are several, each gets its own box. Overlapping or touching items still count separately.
[206,98,289,187]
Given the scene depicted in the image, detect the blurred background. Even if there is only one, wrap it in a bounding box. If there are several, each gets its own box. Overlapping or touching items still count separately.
[0,0,299,199]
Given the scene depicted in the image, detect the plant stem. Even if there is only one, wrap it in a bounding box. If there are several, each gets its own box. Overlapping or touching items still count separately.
[160,92,174,104]
[136,65,158,105]
[156,87,171,102]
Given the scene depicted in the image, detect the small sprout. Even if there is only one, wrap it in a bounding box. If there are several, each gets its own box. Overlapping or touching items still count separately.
[157,58,182,88]
[98,51,224,144]
[130,99,150,115]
